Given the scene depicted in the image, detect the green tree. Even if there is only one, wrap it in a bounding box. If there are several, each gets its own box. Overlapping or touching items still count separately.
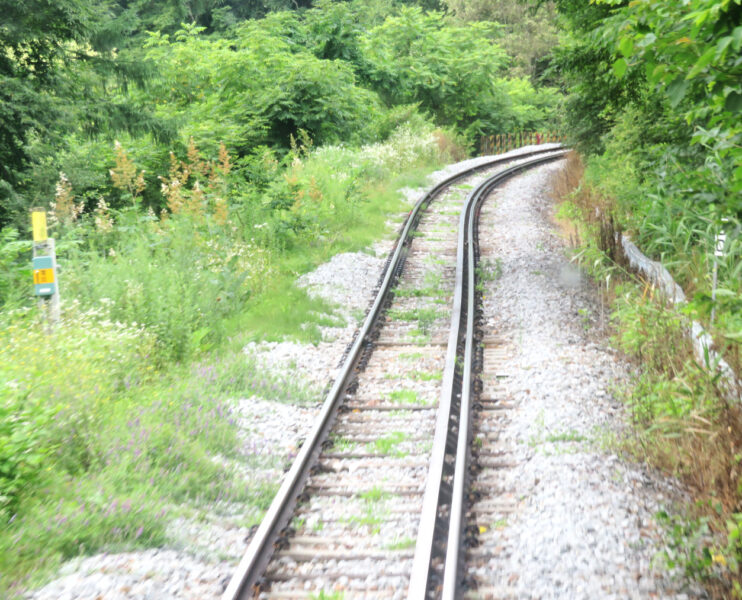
[361,8,512,139]
[443,0,559,78]
[0,0,94,226]
[0,0,168,227]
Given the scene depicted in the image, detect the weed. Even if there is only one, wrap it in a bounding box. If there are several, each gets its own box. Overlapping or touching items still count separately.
[387,307,442,336]
[330,436,357,454]
[419,440,433,453]
[394,286,446,299]
[544,430,586,444]
[388,389,422,404]
[411,370,443,381]
[346,512,383,534]
[0,114,460,595]
[368,432,408,457]
[346,486,390,534]
[311,592,344,600]
[385,536,415,550]
[477,258,503,283]
[655,510,717,580]
[424,268,444,286]
[359,487,389,503]
[551,150,742,595]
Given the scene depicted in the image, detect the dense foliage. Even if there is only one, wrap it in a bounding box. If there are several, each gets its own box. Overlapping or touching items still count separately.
[547,0,742,592]
[549,0,741,351]
[0,0,559,231]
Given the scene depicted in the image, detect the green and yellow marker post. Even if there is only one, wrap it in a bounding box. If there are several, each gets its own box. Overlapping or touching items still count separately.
[31,208,60,324]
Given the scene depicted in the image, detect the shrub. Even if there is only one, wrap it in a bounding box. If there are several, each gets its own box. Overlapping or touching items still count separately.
[0,227,32,310]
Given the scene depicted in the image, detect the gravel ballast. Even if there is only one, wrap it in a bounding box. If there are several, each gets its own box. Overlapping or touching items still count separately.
[25,147,697,599]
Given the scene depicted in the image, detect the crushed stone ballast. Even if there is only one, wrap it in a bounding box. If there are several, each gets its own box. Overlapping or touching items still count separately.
[223,147,567,599]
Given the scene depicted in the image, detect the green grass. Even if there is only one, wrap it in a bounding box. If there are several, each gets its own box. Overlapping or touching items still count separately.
[544,430,586,444]
[476,258,503,283]
[0,124,454,597]
[330,436,358,454]
[344,486,390,534]
[385,536,415,550]
[394,286,447,298]
[358,486,390,503]
[387,307,443,336]
[368,432,408,456]
[234,282,342,344]
[311,592,345,600]
[411,370,443,381]
[388,389,428,405]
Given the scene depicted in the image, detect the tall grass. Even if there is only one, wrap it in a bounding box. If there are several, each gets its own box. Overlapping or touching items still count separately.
[0,121,464,596]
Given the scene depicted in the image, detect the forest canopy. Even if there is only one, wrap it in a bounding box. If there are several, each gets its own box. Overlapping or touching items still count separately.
[0,0,560,228]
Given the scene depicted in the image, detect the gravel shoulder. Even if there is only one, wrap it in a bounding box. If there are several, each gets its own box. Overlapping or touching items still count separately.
[471,160,702,599]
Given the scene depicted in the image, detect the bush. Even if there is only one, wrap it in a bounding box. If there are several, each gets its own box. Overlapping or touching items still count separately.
[0,227,32,310]
[0,305,253,594]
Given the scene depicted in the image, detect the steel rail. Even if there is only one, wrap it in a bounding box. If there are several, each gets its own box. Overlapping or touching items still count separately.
[222,146,563,600]
[408,150,567,599]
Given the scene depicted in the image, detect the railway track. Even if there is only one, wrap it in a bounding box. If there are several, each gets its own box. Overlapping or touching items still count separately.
[223,146,567,600]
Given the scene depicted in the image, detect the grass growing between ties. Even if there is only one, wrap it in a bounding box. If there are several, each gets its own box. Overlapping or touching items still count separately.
[344,486,390,535]
[387,307,443,338]
[368,432,408,457]
[388,389,431,406]
[550,152,742,597]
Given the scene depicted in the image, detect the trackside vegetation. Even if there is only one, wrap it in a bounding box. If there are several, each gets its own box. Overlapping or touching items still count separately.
[0,1,562,593]
[547,0,741,594]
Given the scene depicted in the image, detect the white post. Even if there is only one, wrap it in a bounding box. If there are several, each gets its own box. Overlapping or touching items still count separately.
[710,224,726,328]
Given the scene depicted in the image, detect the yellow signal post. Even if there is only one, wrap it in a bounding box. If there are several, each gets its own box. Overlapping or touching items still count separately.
[31,208,48,242]
[30,208,60,324]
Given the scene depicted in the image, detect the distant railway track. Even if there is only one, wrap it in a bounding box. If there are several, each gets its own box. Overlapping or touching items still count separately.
[222,146,567,600]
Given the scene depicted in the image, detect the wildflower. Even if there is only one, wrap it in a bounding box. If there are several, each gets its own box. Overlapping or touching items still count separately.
[712,553,727,567]
[110,141,146,205]
[51,173,84,225]
[93,197,113,232]
[213,196,228,225]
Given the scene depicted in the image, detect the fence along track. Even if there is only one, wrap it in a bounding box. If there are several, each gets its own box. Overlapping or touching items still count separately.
[222,147,564,600]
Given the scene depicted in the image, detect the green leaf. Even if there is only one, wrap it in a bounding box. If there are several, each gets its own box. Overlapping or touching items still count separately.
[666,76,690,107]
[613,58,628,79]
[715,36,733,60]
[686,46,716,79]
[732,26,742,52]
[618,36,634,58]
[724,91,742,113]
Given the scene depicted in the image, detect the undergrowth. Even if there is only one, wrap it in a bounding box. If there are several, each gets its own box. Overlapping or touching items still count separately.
[551,151,742,597]
[0,121,463,595]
